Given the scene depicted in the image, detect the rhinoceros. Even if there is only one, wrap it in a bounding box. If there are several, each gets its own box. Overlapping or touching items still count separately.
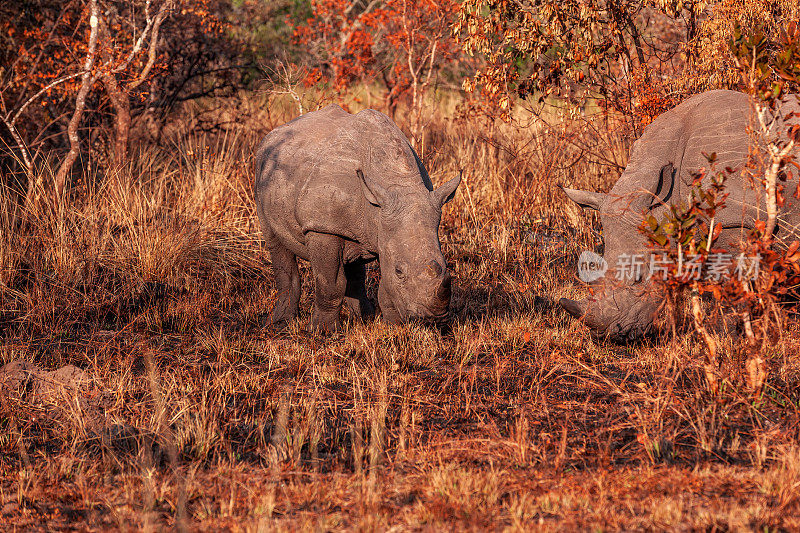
[254,104,461,333]
[560,89,800,341]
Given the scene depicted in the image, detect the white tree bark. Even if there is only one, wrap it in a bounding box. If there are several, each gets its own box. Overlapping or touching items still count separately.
[755,101,796,241]
[54,0,100,200]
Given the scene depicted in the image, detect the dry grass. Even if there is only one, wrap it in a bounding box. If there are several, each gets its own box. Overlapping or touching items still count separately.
[1,93,799,531]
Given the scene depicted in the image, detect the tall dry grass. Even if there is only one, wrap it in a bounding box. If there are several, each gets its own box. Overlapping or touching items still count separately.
[1,92,799,530]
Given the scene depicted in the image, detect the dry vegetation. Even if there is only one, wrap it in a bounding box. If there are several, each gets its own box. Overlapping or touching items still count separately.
[2,93,800,531]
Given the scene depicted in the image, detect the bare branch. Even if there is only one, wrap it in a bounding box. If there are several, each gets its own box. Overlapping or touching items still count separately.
[128,0,172,90]
[0,114,33,174]
[111,0,156,74]
[10,71,85,127]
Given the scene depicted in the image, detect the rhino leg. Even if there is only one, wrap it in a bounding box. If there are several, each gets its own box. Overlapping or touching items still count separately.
[308,232,346,334]
[267,233,301,329]
[344,262,375,321]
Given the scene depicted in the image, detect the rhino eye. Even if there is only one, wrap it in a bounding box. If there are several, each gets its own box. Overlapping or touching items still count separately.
[395,264,407,279]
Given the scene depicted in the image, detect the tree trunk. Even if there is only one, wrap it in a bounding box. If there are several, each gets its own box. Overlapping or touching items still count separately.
[691,283,719,394]
[54,0,99,200]
[101,72,131,166]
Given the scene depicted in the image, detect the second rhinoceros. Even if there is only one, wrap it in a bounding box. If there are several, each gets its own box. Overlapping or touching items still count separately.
[254,104,461,333]
[561,89,800,341]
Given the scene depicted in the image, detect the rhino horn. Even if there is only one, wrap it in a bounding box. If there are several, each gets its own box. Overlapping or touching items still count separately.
[561,187,605,211]
[559,297,586,319]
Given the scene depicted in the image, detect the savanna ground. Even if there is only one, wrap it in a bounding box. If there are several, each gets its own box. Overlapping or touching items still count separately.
[2,93,800,531]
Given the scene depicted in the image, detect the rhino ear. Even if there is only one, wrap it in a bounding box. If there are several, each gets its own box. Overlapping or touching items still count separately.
[561,187,605,211]
[649,163,676,209]
[358,169,391,207]
[433,172,461,207]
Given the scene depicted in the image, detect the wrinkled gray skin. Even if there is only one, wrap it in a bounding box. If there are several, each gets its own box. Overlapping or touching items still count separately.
[561,90,800,341]
[254,104,460,333]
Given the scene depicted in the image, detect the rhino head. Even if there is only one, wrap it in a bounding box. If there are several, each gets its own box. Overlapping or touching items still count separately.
[559,163,677,341]
[358,170,461,324]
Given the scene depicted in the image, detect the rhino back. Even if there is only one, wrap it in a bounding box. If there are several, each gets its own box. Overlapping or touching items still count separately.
[608,91,755,219]
[673,90,751,187]
[619,91,749,193]
[611,90,800,240]
[350,109,433,190]
[254,105,429,253]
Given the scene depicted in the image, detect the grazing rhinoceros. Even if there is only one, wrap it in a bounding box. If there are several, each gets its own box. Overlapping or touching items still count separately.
[254,104,461,333]
[560,89,800,341]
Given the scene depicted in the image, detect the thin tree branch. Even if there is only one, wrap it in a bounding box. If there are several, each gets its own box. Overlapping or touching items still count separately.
[128,0,172,89]
[10,71,86,128]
